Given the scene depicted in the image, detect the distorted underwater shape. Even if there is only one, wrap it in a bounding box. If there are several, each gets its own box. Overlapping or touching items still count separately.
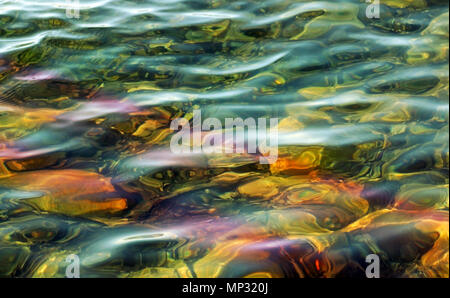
[0,0,448,278]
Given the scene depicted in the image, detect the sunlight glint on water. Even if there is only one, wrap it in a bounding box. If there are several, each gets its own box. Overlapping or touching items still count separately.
[0,0,448,278]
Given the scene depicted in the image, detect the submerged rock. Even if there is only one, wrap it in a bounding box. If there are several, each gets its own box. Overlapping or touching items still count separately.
[0,169,128,218]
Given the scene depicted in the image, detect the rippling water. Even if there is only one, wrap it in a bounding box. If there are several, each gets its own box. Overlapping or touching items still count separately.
[0,0,448,278]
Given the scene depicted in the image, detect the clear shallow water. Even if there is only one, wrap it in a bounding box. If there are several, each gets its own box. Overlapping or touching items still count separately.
[0,0,448,278]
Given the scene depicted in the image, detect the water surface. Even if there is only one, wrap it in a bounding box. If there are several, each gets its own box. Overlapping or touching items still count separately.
[0,0,448,277]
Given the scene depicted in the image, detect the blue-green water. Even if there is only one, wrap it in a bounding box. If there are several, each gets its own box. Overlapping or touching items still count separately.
[0,0,448,278]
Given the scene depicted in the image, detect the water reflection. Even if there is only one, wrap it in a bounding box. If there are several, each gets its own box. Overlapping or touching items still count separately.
[0,0,448,277]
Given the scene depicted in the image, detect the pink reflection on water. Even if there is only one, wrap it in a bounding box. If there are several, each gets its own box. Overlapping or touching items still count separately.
[0,141,77,159]
[15,69,60,81]
[59,99,139,122]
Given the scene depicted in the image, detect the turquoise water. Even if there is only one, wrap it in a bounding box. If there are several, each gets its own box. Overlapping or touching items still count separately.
[0,0,448,278]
